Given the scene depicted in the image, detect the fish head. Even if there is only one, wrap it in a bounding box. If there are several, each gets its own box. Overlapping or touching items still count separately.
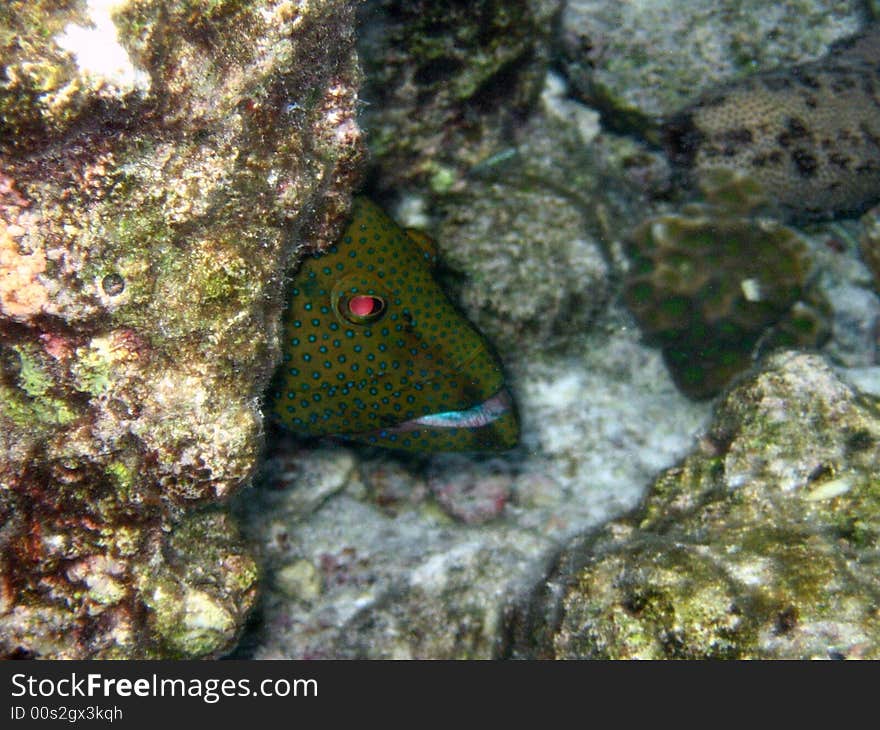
[271,198,518,452]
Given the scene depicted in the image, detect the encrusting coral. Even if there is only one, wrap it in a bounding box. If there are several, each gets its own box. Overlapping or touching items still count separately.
[509,352,880,659]
[0,0,365,658]
[624,171,829,398]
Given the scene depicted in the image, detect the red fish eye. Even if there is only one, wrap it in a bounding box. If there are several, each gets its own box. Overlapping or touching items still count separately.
[349,295,382,316]
[342,294,386,323]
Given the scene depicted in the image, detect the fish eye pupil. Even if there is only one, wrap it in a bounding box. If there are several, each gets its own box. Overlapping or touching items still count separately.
[349,295,378,316]
[348,295,384,318]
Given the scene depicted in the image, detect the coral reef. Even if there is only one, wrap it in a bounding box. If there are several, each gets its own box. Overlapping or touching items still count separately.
[232,74,708,661]
[624,171,830,398]
[357,0,561,191]
[221,0,880,661]
[0,0,365,658]
[509,352,880,659]
[560,0,864,126]
[666,24,880,220]
[240,6,880,661]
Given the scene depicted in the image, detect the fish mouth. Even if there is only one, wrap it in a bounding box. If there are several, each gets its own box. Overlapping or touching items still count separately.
[367,387,513,435]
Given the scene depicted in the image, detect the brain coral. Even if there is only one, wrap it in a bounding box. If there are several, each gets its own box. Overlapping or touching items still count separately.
[665,25,880,220]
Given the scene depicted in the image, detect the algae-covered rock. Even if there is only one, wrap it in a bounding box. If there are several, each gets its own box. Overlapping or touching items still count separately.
[511,351,880,659]
[0,0,365,658]
[358,0,561,192]
[436,182,610,352]
[561,0,865,127]
[0,509,255,659]
[624,171,830,398]
[425,103,651,352]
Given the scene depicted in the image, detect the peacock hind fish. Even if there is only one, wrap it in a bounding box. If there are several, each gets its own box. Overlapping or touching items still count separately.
[270,197,518,452]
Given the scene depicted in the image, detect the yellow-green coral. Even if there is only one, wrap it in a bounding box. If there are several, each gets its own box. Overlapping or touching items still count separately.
[2,344,78,427]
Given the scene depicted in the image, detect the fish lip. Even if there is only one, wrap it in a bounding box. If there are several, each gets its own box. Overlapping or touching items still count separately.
[362,386,513,436]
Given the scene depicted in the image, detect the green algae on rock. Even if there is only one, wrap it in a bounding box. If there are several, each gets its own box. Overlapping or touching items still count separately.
[624,171,830,399]
[666,24,880,221]
[0,0,150,153]
[510,351,880,659]
[0,0,365,658]
[358,0,561,192]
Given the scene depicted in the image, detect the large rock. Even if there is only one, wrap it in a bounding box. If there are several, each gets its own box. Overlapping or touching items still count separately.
[0,0,365,658]
[510,352,880,659]
[358,0,561,192]
[561,0,866,126]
